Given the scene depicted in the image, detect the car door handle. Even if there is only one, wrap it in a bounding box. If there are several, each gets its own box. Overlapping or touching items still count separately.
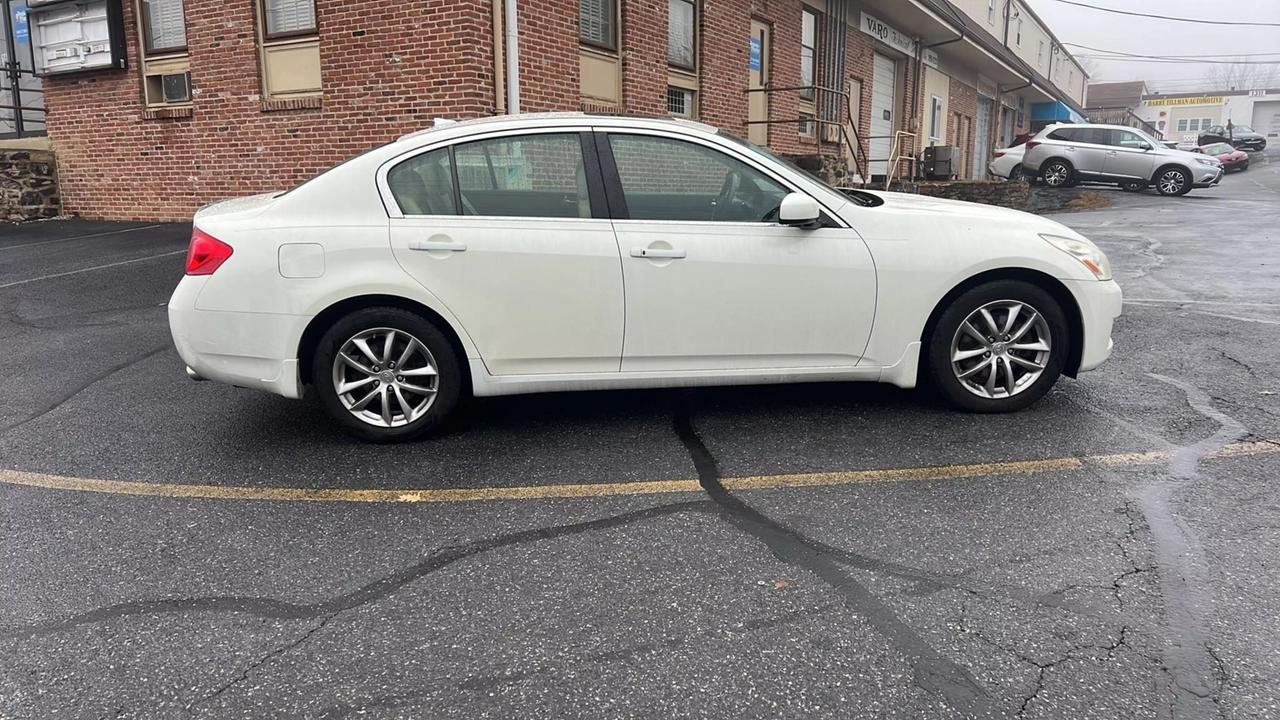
[409,240,467,252]
[631,247,687,259]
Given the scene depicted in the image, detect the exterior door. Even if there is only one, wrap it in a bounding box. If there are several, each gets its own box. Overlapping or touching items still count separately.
[601,131,877,372]
[383,132,624,376]
[748,20,770,145]
[973,98,992,179]
[1102,128,1158,180]
[869,53,897,177]
[1252,101,1280,139]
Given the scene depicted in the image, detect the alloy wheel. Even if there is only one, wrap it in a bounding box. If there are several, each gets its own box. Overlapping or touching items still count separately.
[1158,169,1186,195]
[1043,163,1070,187]
[331,327,439,428]
[950,300,1052,400]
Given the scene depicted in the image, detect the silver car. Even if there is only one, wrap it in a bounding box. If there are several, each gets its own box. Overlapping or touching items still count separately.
[1022,123,1224,196]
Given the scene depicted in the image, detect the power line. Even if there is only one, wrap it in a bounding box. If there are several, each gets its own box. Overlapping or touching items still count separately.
[1048,0,1280,27]
[1064,43,1280,60]
[1076,55,1280,65]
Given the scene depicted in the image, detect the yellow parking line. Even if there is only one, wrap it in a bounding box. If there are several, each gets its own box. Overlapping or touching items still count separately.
[0,440,1276,505]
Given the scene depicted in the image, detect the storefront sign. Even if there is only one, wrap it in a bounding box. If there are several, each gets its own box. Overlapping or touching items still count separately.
[923,48,939,69]
[13,3,29,45]
[748,36,761,71]
[859,12,916,56]
[1145,96,1223,107]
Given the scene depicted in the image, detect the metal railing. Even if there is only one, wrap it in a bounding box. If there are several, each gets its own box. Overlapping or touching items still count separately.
[1083,108,1162,139]
[744,84,867,185]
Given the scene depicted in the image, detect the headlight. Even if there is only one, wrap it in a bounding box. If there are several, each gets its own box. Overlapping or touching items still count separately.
[1040,234,1112,281]
[1195,157,1219,167]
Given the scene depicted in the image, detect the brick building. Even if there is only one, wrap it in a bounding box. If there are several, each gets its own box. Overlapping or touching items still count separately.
[19,0,1088,221]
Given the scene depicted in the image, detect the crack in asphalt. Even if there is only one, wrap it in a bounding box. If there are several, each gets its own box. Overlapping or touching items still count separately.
[0,344,170,435]
[671,399,992,717]
[0,501,716,641]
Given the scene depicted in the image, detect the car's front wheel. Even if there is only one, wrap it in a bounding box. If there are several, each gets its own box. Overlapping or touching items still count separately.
[312,307,462,442]
[926,281,1069,413]
[1155,167,1192,196]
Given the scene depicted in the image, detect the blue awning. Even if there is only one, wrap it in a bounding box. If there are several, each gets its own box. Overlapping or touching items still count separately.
[1031,101,1085,124]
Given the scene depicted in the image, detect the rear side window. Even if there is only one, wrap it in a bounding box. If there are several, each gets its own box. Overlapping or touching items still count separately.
[387,148,456,215]
[454,134,592,218]
[1046,128,1078,142]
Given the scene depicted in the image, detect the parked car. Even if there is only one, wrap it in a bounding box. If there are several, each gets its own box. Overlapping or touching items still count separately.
[989,144,1027,181]
[170,114,1121,441]
[1196,142,1250,172]
[1022,123,1223,196]
[1198,124,1267,152]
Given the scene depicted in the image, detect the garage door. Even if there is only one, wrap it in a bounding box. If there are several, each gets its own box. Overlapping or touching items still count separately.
[869,53,897,177]
[1252,101,1280,139]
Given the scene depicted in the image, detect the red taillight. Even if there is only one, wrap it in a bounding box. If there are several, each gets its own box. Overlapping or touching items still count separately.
[1024,140,1041,151]
[993,150,1006,158]
[185,228,233,275]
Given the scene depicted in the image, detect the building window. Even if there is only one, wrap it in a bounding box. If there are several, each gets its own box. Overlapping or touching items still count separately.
[140,0,187,54]
[668,0,695,69]
[257,0,321,105]
[580,0,617,51]
[261,0,317,40]
[929,96,943,142]
[799,112,815,137]
[1177,119,1189,132]
[987,0,996,24]
[668,86,694,118]
[800,8,817,100]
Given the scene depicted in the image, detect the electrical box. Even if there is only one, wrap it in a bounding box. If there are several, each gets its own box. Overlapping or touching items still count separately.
[27,0,126,77]
[923,145,964,181]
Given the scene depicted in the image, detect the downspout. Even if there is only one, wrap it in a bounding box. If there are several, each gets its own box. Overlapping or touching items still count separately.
[505,0,521,114]
[493,0,506,113]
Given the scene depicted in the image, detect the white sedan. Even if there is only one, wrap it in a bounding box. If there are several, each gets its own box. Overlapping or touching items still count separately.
[169,114,1121,441]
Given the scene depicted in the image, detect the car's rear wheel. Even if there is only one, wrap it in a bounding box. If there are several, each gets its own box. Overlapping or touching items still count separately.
[1156,167,1192,196]
[1040,160,1074,188]
[1120,180,1145,192]
[312,307,462,442]
[1007,165,1024,182]
[926,281,1068,413]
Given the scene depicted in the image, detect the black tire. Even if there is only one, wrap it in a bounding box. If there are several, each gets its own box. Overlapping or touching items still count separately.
[925,280,1069,413]
[1007,165,1024,183]
[1040,159,1075,188]
[1155,166,1193,196]
[1120,180,1145,193]
[311,307,462,442]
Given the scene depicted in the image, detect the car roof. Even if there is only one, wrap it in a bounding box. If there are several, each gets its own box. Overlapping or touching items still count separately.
[394,112,720,145]
[1042,122,1148,132]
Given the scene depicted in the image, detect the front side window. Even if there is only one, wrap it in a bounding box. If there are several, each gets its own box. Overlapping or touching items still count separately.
[1110,130,1148,149]
[580,0,617,50]
[668,0,695,69]
[140,0,187,53]
[262,0,317,39]
[609,134,789,222]
[454,134,592,219]
[388,148,456,216]
[800,9,817,99]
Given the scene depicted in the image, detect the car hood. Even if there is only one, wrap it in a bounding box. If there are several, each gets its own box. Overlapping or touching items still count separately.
[848,190,1080,236]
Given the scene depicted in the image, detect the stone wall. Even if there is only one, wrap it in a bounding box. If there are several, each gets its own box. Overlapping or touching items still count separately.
[881,179,1111,215]
[0,149,61,222]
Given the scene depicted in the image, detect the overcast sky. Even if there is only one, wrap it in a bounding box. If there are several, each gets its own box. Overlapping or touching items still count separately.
[1024,0,1280,92]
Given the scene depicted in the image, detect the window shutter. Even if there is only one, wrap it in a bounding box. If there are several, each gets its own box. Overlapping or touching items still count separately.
[144,0,187,51]
[265,0,317,36]
[579,0,614,48]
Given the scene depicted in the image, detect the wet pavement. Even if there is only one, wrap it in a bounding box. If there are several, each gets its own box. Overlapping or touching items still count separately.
[2,149,1278,719]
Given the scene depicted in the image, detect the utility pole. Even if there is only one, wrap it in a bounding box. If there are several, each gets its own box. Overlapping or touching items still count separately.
[1002,0,1012,47]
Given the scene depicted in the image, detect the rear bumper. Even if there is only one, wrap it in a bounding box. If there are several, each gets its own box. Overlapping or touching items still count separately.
[167,275,307,399]
[1066,278,1123,373]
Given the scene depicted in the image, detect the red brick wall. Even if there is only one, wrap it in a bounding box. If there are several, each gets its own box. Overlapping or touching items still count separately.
[44,0,496,221]
[948,75,978,177]
[42,0,883,220]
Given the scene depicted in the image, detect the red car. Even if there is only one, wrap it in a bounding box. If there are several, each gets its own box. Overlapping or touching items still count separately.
[1198,142,1249,172]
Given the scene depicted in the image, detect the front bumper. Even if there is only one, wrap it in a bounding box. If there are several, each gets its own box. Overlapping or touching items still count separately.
[1065,278,1123,373]
[1193,165,1224,188]
[168,275,307,399]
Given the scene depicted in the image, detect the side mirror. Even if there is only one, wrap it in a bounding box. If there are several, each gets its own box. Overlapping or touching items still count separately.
[1138,143,1152,151]
[778,193,821,227]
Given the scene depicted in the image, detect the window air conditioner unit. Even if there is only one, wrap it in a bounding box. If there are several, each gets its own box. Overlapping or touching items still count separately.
[162,72,192,103]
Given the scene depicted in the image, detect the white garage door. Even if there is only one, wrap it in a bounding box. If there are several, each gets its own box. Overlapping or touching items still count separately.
[869,53,897,177]
[1252,101,1280,139]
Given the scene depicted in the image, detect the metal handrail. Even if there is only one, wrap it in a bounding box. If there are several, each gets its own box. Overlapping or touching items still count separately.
[744,83,868,183]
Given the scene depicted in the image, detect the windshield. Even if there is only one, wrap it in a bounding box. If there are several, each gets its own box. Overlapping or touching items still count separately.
[1201,143,1234,155]
[1229,125,1254,134]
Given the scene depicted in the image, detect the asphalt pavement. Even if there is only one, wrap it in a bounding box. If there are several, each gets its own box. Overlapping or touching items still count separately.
[2,150,1279,719]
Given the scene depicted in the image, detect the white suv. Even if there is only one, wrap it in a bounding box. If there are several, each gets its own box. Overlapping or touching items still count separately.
[1022,123,1223,196]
